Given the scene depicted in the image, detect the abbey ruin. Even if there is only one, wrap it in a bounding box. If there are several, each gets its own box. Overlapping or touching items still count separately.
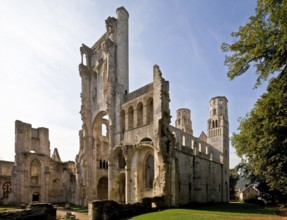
[0,7,229,207]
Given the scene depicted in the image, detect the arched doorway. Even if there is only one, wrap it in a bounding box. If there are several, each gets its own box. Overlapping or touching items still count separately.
[97,177,108,200]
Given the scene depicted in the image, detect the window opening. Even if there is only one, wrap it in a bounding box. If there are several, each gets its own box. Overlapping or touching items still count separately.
[145,155,154,188]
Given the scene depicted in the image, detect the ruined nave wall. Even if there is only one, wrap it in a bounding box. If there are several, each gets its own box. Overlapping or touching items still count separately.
[176,151,223,205]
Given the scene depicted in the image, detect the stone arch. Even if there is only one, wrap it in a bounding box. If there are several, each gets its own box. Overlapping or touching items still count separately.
[139,137,153,145]
[128,106,134,129]
[144,154,154,189]
[52,178,60,188]
[92,111,110,158]
[146,98,153,123]
[137,102,143,126]
[92,111,109,140]
[30,158,41,186]
[97,177,108,200]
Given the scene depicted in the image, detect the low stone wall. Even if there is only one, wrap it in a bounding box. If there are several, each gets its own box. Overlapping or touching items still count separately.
[88,196,165,220]
[0,203,56,220]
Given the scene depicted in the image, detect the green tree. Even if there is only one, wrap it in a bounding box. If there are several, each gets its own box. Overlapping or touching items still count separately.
[235,160,256,185]
[235,159,285,202]
[229,168,239,199]
[222,0,287,87]
[223,0,287,197]
[231,72,287,194]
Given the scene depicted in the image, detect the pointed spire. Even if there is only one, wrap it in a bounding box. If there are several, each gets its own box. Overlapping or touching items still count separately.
[52,148,61,162]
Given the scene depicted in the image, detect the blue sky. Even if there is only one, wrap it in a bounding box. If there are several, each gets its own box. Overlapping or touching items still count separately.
[0,0,267,168]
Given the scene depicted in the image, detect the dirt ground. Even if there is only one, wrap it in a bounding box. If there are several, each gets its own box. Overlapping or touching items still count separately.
[56,207,88,220]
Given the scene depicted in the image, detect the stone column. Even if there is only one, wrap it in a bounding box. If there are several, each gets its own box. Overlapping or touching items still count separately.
[87,135,94,202]
[134,106,138,128]
[44,168,50,203]
[116,7,129,92]
[108,163,115,200]
[125,165,130,204]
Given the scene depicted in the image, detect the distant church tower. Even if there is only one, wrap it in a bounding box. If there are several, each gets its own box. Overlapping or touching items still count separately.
[175,108,193,135]
[207,96,229,202]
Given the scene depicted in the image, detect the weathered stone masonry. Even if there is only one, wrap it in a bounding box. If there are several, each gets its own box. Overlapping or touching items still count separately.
[0,121,76,205]
[75,6,229,207]
[0,6,229,207]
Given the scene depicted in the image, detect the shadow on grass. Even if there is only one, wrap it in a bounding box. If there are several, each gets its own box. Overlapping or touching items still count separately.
[182,202,280,216]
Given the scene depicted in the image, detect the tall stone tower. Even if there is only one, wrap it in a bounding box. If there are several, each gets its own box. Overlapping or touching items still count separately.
[76,6,129,206]
[207,96,229,202]
[175,108,193,135]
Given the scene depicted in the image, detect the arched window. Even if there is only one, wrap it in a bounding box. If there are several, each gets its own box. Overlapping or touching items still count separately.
[92,112,110,153]
[146,98,153,123]
[120,110,125,139]
[182,135,186,146]
[52,178,60,189]
[101,115,109,137]
[215,120,218,128]
[213,108,216,115]
[212,120,215,128]
[137,102,143,126]
[128,106,134,129]
[145,155,154,189]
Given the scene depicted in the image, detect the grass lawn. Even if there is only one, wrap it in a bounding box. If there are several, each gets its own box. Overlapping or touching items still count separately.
[0,205,17,212]
[53,203,88,213]
[126,202,285,220]
[69,204,88,213]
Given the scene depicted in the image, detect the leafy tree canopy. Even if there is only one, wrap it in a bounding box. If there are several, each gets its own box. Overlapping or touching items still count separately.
[232,72,287,193]
[222,0,287,87]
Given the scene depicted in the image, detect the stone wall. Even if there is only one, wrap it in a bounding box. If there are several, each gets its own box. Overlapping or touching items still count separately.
[176,150,223,204]
[88,197,165,220]
[0,161,14,205]
[0,203,56,220]
[12,121,76,205]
